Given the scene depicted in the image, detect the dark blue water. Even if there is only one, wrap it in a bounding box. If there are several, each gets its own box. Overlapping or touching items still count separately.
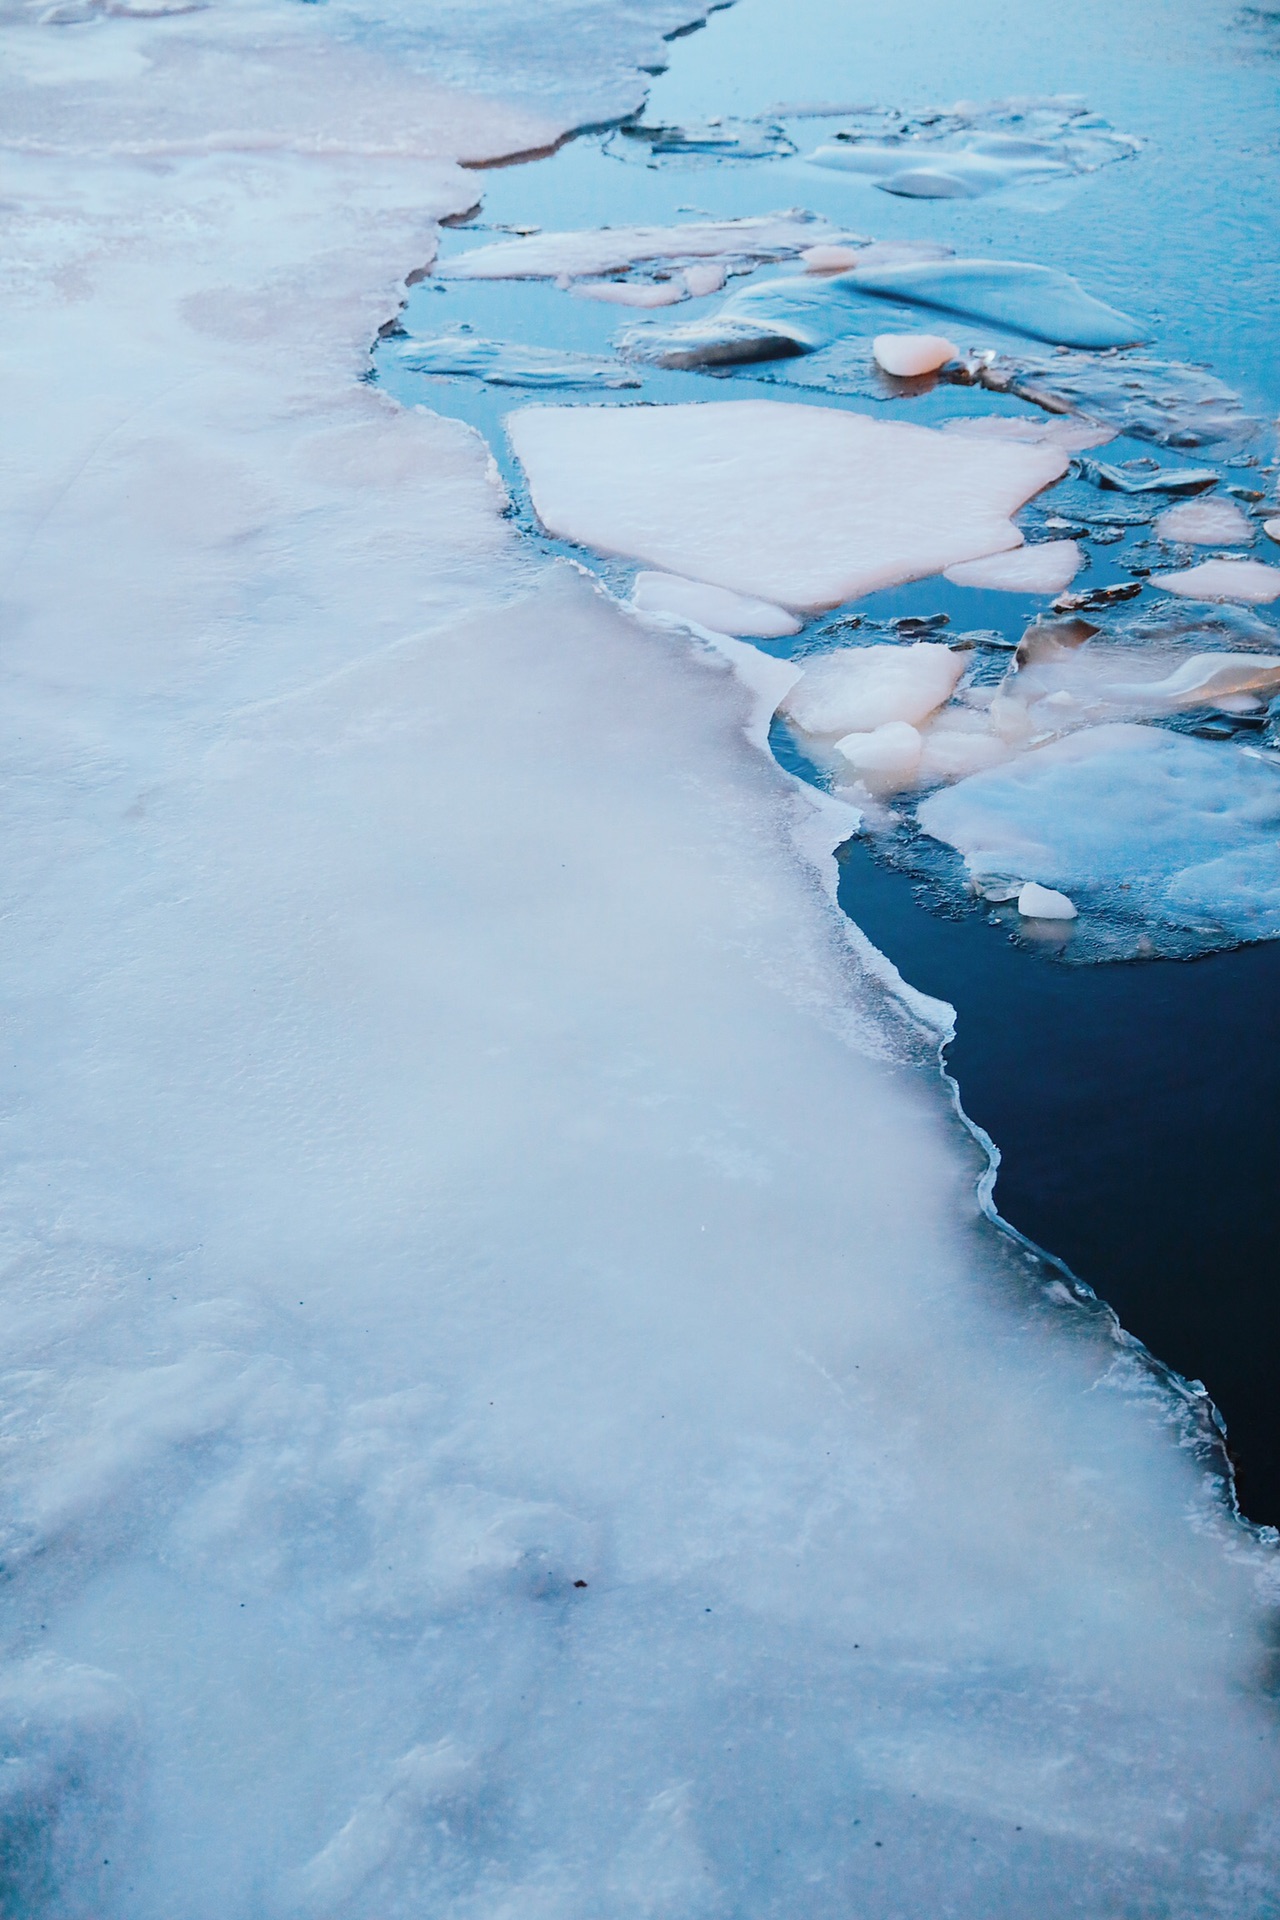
[375,0,1280,1520]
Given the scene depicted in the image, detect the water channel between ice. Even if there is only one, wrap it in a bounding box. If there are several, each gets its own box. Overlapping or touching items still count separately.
[376,0,1280,1520]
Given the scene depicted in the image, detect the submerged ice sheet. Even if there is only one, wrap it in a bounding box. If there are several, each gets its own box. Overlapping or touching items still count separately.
[947,348,1259,449]
[437,212,840,280]
[395,331,639,388]
[918,724,1280,951]
[507,398,1067,608]
[807,96,1140,199]
[623,256,1145,369]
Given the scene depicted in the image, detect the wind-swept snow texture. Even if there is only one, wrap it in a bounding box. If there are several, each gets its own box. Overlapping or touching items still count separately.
[508,398,1067,608]
[2,0,1280,1913]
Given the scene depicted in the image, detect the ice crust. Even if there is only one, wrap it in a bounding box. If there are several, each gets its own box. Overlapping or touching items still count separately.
[919,724,1280,946]
[507,399,1068,608]
[4,0,1280,1910]
[396,331,639,387]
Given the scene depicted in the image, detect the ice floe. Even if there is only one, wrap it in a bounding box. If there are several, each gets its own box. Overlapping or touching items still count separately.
[604,117,797,163]
[507,399,1068,608]
[1017,880,1078,919]
[987,632,1280,742]
[1080,458,1218,495]
[631,572,802,637]
[918,723,1280,950]
[834,720,924,788]
[781,642,965,735]
[806,96,1139,199]
[940,415,1117,453]
[944,539,1083,594]
[872,332,958,376]
[1156,497,1255,544]
[438,212,840,281]
[395,331,639,388]
[1154,558,1280,603]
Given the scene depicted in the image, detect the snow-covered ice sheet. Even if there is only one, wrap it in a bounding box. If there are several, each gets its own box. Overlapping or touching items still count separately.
[918,723,1280,948]
[3,0,1280,1911]
[507,398,1067,607]
[631,572,802,636]
[944,538,1083,593]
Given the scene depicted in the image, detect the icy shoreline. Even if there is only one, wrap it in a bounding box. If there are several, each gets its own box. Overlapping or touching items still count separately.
[2,0,1279,1910]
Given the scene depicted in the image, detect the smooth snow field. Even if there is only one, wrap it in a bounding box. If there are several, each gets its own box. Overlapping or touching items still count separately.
[4,0,1280,1914]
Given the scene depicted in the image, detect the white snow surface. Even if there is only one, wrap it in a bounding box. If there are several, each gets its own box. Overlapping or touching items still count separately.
[782,642,965,735]
[2,0,1280,1915]
[507,399,1068,609]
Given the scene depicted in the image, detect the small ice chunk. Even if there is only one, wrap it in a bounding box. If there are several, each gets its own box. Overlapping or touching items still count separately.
[1265,517,1280,542]
[1153,559,1280,604]
[1017,881,1078,920]
[944,540,1083,594]
[681,262,727,298]
[506,400,1069,611]
[781,642,965,736]
[572,280,687,308]
[843,258,1145,349]
[439,214,838,281]
[917,709,1016,783]
[632,573,802,639]
[872,333,958,377]
[801,244,865,273]
[833,721,923,790]
[1155,497,1254,545]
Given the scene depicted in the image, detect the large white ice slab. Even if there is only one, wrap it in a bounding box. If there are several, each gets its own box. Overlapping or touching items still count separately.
[507,400,1068,609]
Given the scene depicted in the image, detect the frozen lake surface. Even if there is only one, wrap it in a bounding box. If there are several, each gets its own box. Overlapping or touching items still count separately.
[3,0,1280,1911]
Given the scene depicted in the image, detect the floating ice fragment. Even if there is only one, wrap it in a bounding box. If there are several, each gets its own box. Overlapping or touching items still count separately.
[506,400,1067,610]
[1153,559,1280,603]
[1081,459,1218,495]
[632,573,801,638]
[944,540,1083,593]
[572,279,687,308]
[945,350,1257,450]
[918,722,1280,949]
[807,97,1139,199]
[438,213,839,281]
[917,709,1017,782]
[872,333,958,376]
[780,642,965,735]
[843,259,1146,348]
[395,334,638,389]
[833,721,923,789]
[1265,517,1280,542]
[1155,497,1254,544]
[1018,881,1078,919]
[989,640,1280,744]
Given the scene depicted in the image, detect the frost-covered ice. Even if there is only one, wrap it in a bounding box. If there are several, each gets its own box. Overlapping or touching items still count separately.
[919,724,1280,947]
[944,539,1083,593]
[632,571,802,636]
[872,332,958,376]
[4,0,1280,1909]
[1154,557,1280,602]
[438,211,839,279]
[507,399,1067,607]
[1156,496,1255,544]
[806,96,1140,199]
